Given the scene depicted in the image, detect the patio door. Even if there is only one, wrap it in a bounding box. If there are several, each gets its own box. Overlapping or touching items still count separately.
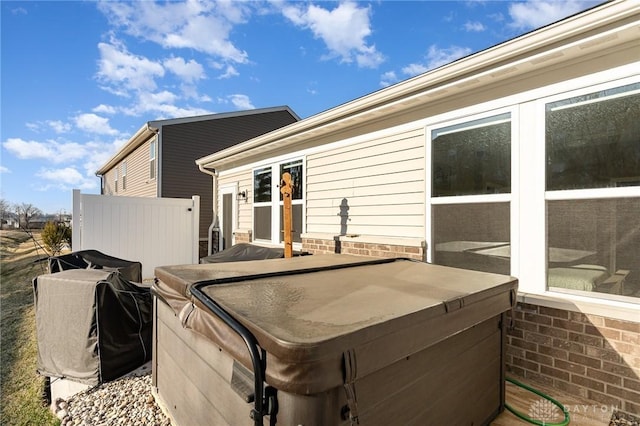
[220,185,237,250]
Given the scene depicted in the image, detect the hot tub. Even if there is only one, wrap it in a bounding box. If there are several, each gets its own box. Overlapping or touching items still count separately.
[152,254,517,425]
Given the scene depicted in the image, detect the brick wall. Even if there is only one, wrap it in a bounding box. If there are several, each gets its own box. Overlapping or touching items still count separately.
[234,231,252,244]
[507,302,640,416]
[301,237,424,261]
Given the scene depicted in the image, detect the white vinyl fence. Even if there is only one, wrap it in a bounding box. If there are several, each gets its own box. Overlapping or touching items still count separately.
[72,190,200,280]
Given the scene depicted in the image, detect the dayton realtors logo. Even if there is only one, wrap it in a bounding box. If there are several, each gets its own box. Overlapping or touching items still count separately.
[528,398,619,424]
[528,399,559,424]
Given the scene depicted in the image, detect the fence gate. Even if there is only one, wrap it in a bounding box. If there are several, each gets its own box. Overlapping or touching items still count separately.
[72,190,200,280]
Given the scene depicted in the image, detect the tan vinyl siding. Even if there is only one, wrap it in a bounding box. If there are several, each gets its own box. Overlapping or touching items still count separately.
[102,137,158,197]
[306,128,425,238]
[124,137,158,197]
[217,170,253,231]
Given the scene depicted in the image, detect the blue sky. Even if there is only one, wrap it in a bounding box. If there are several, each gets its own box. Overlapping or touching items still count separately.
[1,0,602,214]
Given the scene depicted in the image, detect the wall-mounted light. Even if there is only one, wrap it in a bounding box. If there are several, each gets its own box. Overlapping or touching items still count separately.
[237,190,247,202]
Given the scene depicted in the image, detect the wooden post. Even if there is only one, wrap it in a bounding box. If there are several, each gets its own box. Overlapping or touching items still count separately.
[280,172,293,258]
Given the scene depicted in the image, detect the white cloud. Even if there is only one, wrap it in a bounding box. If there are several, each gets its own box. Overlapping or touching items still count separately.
[46,120,72,134]
[228,94,254,110]
[282,1,384,68]
[403,45,473,78]
[3,138,88,163]
[402,63,429,77]
[97,1,250,63]
[164,56,205,83]
[93,104,117,114]
[0,166,11,173]
[74,113,119,136]
[379,71,399,87]
[218,65,239,79]
[36,167,97,191]
[464,21,486,32]
[96,37,165,95]
[508,0,596,30]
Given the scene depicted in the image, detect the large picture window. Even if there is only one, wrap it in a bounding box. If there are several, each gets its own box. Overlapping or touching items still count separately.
[430,113,512,275]
[545,83,640,300]
[253,159,304,244]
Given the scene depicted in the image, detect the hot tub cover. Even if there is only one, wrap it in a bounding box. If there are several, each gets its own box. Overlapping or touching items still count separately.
[154,255,518,394]
[49,249,142,283]
[200,243,306,264]
[34,269,152,385]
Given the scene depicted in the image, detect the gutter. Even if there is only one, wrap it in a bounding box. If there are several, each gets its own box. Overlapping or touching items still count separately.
[195,0,637,171]
[198,163,220,256]
[96,123,159,176]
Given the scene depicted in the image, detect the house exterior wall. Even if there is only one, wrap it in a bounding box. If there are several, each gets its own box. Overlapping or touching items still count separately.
[305,128,425,238]
[217,169,253,245]
[160,111,298,244]
[507,304,640,416]
[203,4,639,416]
[101,137,157,197]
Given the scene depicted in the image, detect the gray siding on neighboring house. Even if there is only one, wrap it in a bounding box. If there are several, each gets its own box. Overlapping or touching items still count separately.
[160,110,298,239]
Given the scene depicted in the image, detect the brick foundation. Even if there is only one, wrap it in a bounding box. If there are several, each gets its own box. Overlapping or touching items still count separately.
[301,237,424,261]
[234,231,252,244]
[507,303,640,417]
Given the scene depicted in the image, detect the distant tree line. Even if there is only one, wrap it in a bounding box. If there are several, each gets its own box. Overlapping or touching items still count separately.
[1,198,72,256]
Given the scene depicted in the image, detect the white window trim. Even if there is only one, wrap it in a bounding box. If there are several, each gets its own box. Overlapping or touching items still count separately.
[425,107,517,268]
[251,157,305,248]
[149,140,157,180]
[425,77,640,321]
[121,161,127,191]
[533,79,640,320]
[219,183,238,247]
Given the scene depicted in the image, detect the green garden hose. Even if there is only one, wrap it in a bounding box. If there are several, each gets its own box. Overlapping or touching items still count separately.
[505,377,571,426]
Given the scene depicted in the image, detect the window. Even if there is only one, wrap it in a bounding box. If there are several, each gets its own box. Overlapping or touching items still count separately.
[253,159,304,244]
[279,160,303,242]
[253,167,272,241]
[149,140,156,180]
[121,161,127,191]
[114,168,118,193]
[545,83,640,300]
[430,113,512,275]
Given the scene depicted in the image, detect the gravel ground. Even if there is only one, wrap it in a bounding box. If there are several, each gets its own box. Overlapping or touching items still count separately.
[53,373,639,426]
[53,373,170,426]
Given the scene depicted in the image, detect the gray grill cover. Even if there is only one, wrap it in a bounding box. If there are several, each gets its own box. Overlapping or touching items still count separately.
[34,269,152,385]
[48,250,142,283]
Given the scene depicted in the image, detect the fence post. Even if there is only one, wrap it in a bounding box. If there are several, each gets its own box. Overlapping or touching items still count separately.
[72,189,81,251]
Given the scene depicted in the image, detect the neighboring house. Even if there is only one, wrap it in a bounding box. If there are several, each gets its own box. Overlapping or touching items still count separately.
[197,1,639,416]
[96,106,299,255]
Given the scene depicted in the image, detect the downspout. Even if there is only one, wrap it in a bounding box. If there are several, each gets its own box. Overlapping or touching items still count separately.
[198,164,219,256]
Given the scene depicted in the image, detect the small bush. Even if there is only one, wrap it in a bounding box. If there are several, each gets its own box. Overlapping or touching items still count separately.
[41,221,71,256]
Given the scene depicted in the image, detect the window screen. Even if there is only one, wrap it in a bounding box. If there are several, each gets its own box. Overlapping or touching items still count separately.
[432,113,511,197]
[547,198,639,299]
[546,83,640,191]
[433,202,511,275]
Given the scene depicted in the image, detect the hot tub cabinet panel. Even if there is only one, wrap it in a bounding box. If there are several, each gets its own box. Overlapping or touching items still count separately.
[152,255,517,426]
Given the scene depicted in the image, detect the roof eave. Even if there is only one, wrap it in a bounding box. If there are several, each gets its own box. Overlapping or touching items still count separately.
[196,0,638,171]
[96,123,158,175]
